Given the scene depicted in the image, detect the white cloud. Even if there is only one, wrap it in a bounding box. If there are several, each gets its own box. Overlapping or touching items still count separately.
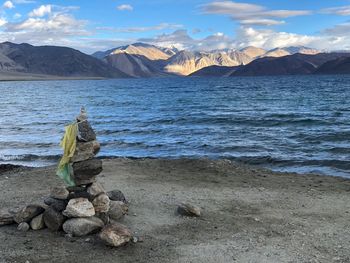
[202,1,311,26]
[97,23,183,33]
[321,6,350,16]
[13,13,21,19]
[117,4,133,11]
[3,1,15,9]
[29,5,51,17]
[13,0,35,3]
[0,18,7,27]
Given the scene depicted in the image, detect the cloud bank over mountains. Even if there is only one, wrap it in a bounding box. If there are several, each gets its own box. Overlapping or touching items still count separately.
[0,1,349,53]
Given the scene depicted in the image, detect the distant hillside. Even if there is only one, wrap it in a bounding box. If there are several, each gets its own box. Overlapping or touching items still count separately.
[263,46,320,58]
[231,53,350,76]
[189,65,242,77]
[314,57,350,75]
[0,42,129,78]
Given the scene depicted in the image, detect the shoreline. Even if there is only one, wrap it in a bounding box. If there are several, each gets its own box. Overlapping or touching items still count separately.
[1,157,349,262]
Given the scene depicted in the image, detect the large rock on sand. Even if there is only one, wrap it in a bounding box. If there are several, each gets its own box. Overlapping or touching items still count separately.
[44,197,67,212]
[99,223,132,247]
[177,203,201,217]
[87,182,105,197]
[107,190,127,203]
[50,187,69,200]
[63,198,95,218]
[92,194,110,213]
[30,213,46,230]
[43,207,65,231]
[71,140,100,163]
[0,209,15,226]
[108,201,126,221]
[72,159,103,185]
[63,217,104,237]
[14,205,45,223]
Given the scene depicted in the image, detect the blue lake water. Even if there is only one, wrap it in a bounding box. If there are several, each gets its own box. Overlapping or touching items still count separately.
[0,75,349,177]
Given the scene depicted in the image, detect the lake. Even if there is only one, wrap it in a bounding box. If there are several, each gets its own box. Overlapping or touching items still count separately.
[0,75,349,177]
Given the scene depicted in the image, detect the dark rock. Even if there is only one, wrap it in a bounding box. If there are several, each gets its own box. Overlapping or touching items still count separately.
[63,198,95,218]
[77,121,96,142]
[30,213,45,230]
[63,217,104,237]
[72,159,102,185]
[71,140,100,163]
[68,191,93,201]
[0,209,15,226]
[107,190,127,203]
[99,223,132,247]
[66,185,87,193]
[43,207,66,231]
[17,222,30,232]
[14,205,45,223]
[44,197,67,212]
[92,193,110,213]
[50,187,69,200]
[96,212,109,225]
[177,203,201,217]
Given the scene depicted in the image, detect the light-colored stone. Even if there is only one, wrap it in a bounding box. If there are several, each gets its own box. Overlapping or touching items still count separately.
[177,203,201,217]
[14,205,45,223]
[17,222,30,232]
[108,201,125,221]
[87,182,105,197]
[71,140,100,163]
[99,223,132,247]
[30,213,45,230]
[50,187,69,200]
[63,217,104,237]
[0,209,14,226]
[63,198,95,218]
[92,194,110,213]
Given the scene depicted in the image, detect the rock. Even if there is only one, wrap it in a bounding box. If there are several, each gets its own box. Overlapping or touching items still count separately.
[87,182,105,197]
[72,159,102,185]
[66,186,87,193]
[43,207,66,231]
[77,121,96,142]
[50,187,69,200]
[108,201,125,221]
[14,205,45,223]
[113,201,128,215]
[44,197,67,212]
[71,140,100,163]
[17,222,30,232]
[63,217,104,237]
[0,209,15,226]
[177,203,201,217]
[107,190,127,203]
[96,212,109,225]
[99,223,132,247]
[92,194,110,213]
[63,198,95,218]
[30,213,45,230]
[67,191,93,201]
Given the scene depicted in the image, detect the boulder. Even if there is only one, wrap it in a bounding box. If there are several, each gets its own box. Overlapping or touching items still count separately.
[92,194,110,213]
[30,213,45,230]
[67,191,93,201]
[72,159,102,185]
[87,182,105,197]
[63,217,104,237]
[95,212,109,225]
[44,197,67,212]
[43,207,66,231]
[50,187,69,200]
[17,222,30,232]
[99,223,132,247]
[14,205,45,223]
[107,190,127,203]
[113,201,128,215]
[0,209,15,226]
[108,201,125,221]
[63,198,95,218]
[66,186,87,193]
[177,203,201,217]
[71,140,100,163]
[77,121,96,142]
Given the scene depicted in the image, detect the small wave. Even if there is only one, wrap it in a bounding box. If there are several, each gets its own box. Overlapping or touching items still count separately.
[0,154,60,162]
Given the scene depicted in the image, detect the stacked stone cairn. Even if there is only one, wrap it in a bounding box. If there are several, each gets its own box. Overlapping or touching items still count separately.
[0,111,134,247]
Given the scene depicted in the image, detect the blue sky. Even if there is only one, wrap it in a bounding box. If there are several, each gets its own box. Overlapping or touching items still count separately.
[1,0,350,53]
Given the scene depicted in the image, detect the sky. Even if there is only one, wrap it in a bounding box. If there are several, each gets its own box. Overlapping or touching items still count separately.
[1,0,350,53]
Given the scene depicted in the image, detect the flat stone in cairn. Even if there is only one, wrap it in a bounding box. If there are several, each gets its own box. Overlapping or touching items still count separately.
[77,121,96,142]
[71,140,100,163]
[63,217,104,237]
[63,198,95,218]
[67,191,93,201]
[107,190,127,203]
[44,197,67,212]
[14,205,45,223]
[87,182,105,197]
[43,207,66,231]
[0,209,15,226]
[92,193,110,213]
[50,187,69,200]
[72,159,102,185]
[30,213,45,230]
[108,201,125,221]
[99,223,132,247]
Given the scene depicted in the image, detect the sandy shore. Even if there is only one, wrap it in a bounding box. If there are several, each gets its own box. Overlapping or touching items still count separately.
[0,158,349,263]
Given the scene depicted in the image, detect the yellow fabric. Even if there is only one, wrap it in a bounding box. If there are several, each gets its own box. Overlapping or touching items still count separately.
[56,122,78,186]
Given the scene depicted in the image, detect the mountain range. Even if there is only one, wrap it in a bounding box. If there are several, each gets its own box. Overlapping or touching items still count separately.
[0,41,349,80]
